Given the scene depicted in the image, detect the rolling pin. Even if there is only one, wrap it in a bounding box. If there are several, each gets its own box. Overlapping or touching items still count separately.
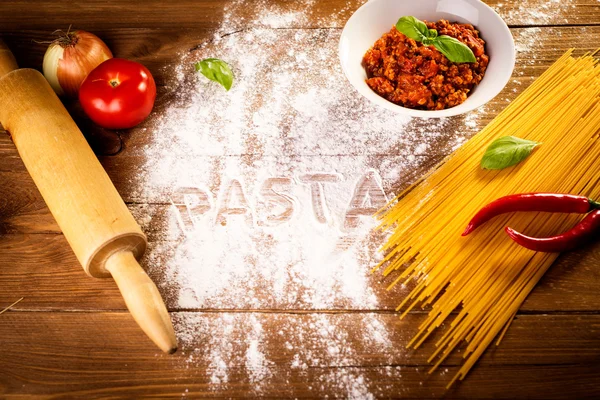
[0,39,177,353]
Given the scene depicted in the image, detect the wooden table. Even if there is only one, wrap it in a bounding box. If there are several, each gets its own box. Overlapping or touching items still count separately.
[1,1,600,398]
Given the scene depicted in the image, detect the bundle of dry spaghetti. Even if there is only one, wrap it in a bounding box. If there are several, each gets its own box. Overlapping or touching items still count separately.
[376,49,600,387]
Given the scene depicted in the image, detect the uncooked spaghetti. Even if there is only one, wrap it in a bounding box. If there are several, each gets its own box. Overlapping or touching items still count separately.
[376,49,600,387]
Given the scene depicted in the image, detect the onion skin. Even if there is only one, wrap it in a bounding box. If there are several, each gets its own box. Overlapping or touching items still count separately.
[43,30,112,98]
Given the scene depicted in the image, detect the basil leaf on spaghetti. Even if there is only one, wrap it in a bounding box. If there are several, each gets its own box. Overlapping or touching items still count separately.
[481,136,541,170]
[194,58,234,91]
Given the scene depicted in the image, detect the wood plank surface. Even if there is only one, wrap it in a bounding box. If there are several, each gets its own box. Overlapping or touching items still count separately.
[1,233,599,312]
[1,0,600,398]
[0,0,598,32]
[1,312,600,399]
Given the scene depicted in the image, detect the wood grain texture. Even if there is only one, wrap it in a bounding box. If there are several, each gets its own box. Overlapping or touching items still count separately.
[1,1,600,398]
[0,0,598,33]
[1,232,599,313]
[1,312,600,399]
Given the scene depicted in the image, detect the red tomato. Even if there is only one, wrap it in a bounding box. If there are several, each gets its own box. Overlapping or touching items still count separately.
[79,58,156,129]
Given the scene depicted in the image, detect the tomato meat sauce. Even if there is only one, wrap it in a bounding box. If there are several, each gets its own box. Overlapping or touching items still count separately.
[363,20,489,110]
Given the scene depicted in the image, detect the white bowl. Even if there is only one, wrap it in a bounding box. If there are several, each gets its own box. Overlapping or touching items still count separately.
[339,0,515,118]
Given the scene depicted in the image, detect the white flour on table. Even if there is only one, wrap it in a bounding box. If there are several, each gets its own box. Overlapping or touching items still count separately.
[132,0,485,396]
[492,0,573,25]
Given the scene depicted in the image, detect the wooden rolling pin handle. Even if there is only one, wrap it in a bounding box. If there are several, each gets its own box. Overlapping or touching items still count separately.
[105,251,178,354]
[0,39,18,76]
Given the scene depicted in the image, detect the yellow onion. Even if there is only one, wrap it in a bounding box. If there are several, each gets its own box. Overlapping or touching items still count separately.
[43,29,112,98]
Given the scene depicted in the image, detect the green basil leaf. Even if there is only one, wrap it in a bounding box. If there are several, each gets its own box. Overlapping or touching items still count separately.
[423,37,435,46]
[395,16,477,63]
[194,58,234,91]
[432,35,477,63]
[480,136,541,170]
[395,16,429,42]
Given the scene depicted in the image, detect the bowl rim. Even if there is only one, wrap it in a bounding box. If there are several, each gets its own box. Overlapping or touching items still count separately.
[338,0,516,118]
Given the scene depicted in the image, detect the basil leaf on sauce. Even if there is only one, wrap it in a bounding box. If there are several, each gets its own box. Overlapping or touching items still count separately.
[395,16,430,42]
[194,58,234,91]
[432,35,477,63]
[395,16,477,64]
[480,136,541,170]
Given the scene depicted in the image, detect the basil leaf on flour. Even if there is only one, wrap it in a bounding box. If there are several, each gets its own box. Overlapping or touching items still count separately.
[396,16,430,42]
[433,35,477,63]
[194,58,234,91]
[480,136,541,170]
[395,16,477,63]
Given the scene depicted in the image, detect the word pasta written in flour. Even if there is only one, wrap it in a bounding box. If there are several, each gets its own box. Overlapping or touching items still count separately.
[170,170,388,233]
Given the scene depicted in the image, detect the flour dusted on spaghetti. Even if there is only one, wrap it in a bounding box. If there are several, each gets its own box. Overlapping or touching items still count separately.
[133,0,476,396]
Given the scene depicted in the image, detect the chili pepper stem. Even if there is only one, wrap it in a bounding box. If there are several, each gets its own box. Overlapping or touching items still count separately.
[589,199,600,210]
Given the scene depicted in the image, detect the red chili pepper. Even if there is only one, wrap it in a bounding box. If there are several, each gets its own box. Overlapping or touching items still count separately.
[462,193,600,236]
[505,209,600,252]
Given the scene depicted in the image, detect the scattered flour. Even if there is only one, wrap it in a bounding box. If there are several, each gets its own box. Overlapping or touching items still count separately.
[127,0,532,396]
[493,0,573,25]
[173,312,403,397]
[514,27,542,66]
